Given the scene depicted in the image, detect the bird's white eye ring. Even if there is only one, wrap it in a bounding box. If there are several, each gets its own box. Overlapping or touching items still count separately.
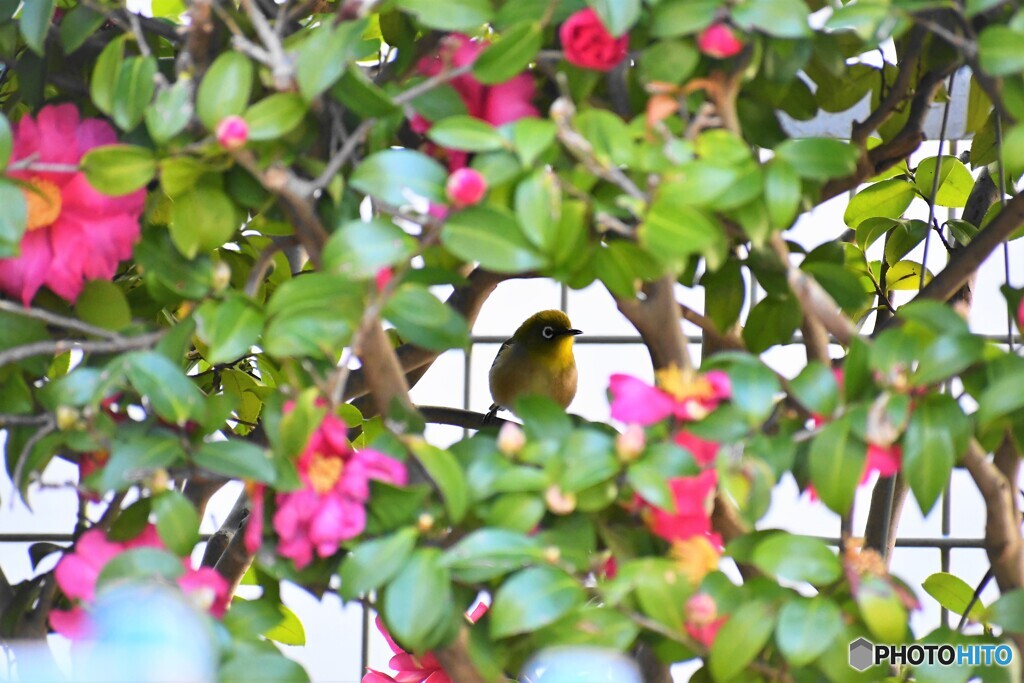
[542,325,555,339]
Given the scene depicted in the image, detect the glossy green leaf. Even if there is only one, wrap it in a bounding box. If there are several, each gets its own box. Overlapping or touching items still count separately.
[775,138,860,181]
[790,362,840,417]
[474,22,542,84]
[153,490,200,556]
[984,589,1024,633]
[194,440,276,484]
[922,572,986,622]
[0,179,27,258]
[81,144,156,196]
[742,295,801,353]
[586,0,641,36]
[751,533,841,585]
[638,39,699,86]
[338,527,418,600]
[196,52,254,130]
[442,206,546,272]
[844,178,916,228]
[733,0,809,37]
[123,351,203,425]
[396,0,492,31]
[351,149,447,206]
[76,280,132,332]
[98,547,184,587]
[113,56,157,131]
[427,115,506,152]
[511,118,557,167]
[0,114,10,172]
[296,20,363,101]
[383,548,452,651]
[776,598,842,666]
[440,528,545,582]
[710,601,777,680]
[91,36,127,116]
[383,284,469,350]
[978,26,1024,77]
[244,94,307,141]
[640,198,725,269]
[808,417,865,515]
[195,294,264,365]
[59,5,106,53]
[146,80,193,144]
[650,0,717,36]
[857,576,908,643]
[219,652,310,683]
[914,156,974,208]
[764,157,801,229]
[323,219,415,279]
[903,396,964,515]
[264,604,307,646]
[490,567,586,638]
[19,0,54,55]
[169,186,238,258]
[409,440,468,522]
[99,434,186,491]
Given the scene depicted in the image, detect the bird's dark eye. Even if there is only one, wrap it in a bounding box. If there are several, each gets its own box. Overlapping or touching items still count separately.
[542,325,555,339]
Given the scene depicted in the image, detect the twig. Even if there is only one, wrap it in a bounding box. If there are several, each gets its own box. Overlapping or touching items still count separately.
[10,416,57,502]
[239,0,293,89]
[678,303,744,351]
[244,236,298,297]
[418,405,511,430]
[0,300,126,340]
[0,331,164,369]
[614,276,692,371]
[851,27,925,145]
[0,414,53,427]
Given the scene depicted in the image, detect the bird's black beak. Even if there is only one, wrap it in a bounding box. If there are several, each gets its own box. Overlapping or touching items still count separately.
[562,328,583,337]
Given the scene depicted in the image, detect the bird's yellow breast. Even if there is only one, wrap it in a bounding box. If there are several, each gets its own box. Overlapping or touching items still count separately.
[489,338,578,410]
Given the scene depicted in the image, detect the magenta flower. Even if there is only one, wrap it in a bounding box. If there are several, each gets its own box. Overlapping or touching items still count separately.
[609,366,731,426]
[640,469,721,545]
[685,593,726,648]
[674,430,719,468]
[216,115,249,150]
[697,23,745,59]
[559,8,630,72]
[53,529,123,603]
[264,410,407,569]
[178,566,230,618]
[0,104,145,305]
[445,168,487,207]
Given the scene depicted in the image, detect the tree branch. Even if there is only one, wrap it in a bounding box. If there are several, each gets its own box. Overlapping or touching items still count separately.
[433,628,491,683]
[614,276,692,371]
[0,332,164,370]
[418,406,510,430]
[0,300,125,340]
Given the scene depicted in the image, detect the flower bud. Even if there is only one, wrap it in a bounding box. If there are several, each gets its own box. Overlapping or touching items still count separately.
[616,424,646,462]
[56,405,80,431]
[211,260,231,293]
[417,512,435,532]
[697,23,744,59]
[543,546,561,564]
[685,593,718,627]
[445,168,487,207]
[374,267,394,293]
[147,468,170,493]
[497,421,526,456]
[545,485,577,515]
[216,115,249,150]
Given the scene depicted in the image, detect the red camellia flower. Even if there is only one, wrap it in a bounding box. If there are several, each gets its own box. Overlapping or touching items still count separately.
[609,366,731,426]
[559,8,629,72]
[445,168,487,207]
[246,407,407,569]
[412,34,538,169]
[640,469,721,546]
[697,23,745,59]
[0,104,145,305]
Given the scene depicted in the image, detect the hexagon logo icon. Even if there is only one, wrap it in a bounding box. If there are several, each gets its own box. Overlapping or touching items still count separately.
[849,638,874,671]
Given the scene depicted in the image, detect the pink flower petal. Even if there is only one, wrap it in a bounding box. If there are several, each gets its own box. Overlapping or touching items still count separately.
[49,607,94,640]
[608,374,676,425]
[244,485,265,555]
[363,671,399,683]
[674,431,719,468]
[0,228,53,305]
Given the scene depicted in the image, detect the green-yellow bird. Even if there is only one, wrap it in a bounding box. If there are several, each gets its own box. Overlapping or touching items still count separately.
[486,310,582,420]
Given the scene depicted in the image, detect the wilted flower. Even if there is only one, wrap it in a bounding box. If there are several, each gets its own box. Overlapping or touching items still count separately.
[0,104,145,304]
[609,366,731,426]
[559,8,629,71]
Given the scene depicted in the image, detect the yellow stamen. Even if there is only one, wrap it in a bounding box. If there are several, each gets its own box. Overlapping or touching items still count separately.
[655,364,717,403]
[307,452,343,494]
[669,535,720,585]
[22,179,63,231]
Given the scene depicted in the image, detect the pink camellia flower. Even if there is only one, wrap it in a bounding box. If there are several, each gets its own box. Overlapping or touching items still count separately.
[640,469,721,545]
[559,8,629,71]
[685,593,726,648]
[445,168,487,207]
[268,409,407,569]
[49,525,230,639]
[0,104,145,305]
[216,115,249,150]
[674,431,719,468]
[697,23,745,59]
[375,267,394,293]
[609,366,731,426]
[1017,297,1024,334]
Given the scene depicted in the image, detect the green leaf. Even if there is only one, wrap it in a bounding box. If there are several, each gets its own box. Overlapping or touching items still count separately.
[911,333,984,387]
[903,396,962,515]
[159,157,208,197]
[296,20,363,102]
[76,280,132,332]
[560,429,619,493]
[790,362,839,417]
[123,351,203,425]
[59,5,106,54]
[514,169,560,251]
[0,114,10,172]
[383,548,452,651]
[91,36,126,116]
[396,0,492,31]
[844,178,916,228]
[323,219,415,279]
[332,65,399,118]
[219,652,310,683]
[0,179,27,258]
[776,598,842,667]
[638,39,699,86]
[474,22,542,84]
[701,259,745,332]
[440,528,545,582]
[751,533,841,585]
[383,284,469,351]
[775,138,860,181]
[146,80,193,144]
[338,527,418,600]
[99,434,186,491]
[585,0,641,36]
[194,440,276,484]
[764,158,801,229]
[922,572,986,622]
[196,52,253,130]
[650,0,718,37]
[195,294,264,365]
[857,575,908,642]
[113,56,157,131]
[263,604,307,646]
[244,94,307,141]
[19,0,54,55]
[978,365,1024,427]
[733,0,810,38]
[169,186,238,258]
[984,589,1024,633]
[726,356,781,424]
[639,198,725,270]
[742,295,801,353]
[511,118,557,167]
[351,149,448,206]
[80,144,156,196]
[490,567,586,638]
[98,547,184,587]
[442,206,546,273]
[808,417,866,515]
[427,115,506,152]
[914,156,974,208]
[409,440,469,522]
[978,26,1024,77]
[263,274,362,359]
[709,601,778,681]
[153,490,200,556]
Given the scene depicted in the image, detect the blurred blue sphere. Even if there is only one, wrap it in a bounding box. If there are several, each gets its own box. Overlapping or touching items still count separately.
[521,646,642,683]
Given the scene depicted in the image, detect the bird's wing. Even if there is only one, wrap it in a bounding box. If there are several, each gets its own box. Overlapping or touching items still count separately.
[489,337,514,370]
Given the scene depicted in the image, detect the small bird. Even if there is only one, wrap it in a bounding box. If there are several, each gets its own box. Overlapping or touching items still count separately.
[486,310,582,421]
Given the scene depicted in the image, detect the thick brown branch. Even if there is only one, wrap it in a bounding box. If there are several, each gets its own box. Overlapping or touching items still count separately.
[355,317,418,425]
[419,406,510,430]
[433,628,491,683]
[614,276,691,371]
